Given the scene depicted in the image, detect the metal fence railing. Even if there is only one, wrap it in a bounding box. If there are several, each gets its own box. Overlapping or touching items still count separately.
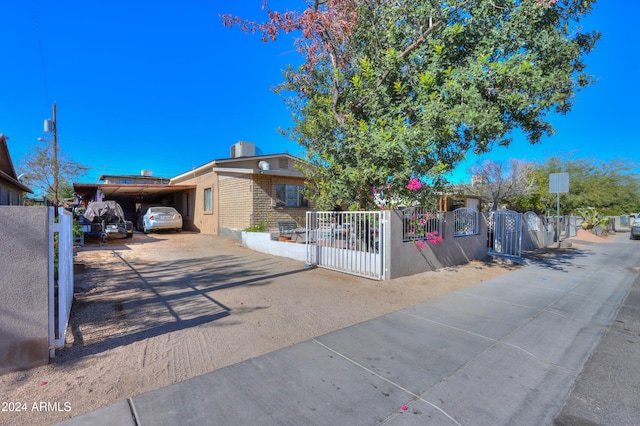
[453,207,479,236]
[306,211,385,280]
[402,207,442,242]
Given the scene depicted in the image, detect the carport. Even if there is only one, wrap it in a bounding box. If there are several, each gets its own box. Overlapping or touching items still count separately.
[73,183,196,230]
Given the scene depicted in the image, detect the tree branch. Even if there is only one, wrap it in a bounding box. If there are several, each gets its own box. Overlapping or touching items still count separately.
[350,0,471,113]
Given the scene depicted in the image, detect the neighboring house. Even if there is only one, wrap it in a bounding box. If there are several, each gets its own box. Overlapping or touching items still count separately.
[438,193,482,211]
[99,171,170,185]
[171,142,311,237]
[0,133,32,205]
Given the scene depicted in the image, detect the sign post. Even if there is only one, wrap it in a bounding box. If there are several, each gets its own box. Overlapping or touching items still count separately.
[549,172,569,248]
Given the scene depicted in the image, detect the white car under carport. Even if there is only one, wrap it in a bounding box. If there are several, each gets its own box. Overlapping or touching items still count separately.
[140,206,183,234]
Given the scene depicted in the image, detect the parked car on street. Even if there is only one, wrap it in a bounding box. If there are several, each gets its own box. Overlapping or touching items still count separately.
[630,217,640,240]
[139,206,183,234]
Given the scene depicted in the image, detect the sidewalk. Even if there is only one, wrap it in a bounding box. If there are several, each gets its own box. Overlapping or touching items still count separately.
[57,233,640,426]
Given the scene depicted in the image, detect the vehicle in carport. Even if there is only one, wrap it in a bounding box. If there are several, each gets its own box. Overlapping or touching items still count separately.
[79,200,133,240]
[139,206,183,234]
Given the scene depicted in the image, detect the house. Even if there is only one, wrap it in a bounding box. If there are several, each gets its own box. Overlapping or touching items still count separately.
[72,142,311,237]
[170,142,311,237]
[0,133,32,205]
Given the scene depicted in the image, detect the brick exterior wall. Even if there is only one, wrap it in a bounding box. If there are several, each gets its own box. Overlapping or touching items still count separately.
[219,174,252,231]
[252,175,310,230]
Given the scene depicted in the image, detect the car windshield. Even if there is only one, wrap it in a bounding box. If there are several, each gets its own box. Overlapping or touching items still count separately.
[150,207,177,214]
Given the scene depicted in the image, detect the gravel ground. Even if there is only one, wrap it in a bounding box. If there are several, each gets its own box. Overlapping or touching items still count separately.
[1,231,528,426]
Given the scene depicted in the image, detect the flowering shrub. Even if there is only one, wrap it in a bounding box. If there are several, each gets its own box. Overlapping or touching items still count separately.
[414,231,443,249]
[404,178,442,249]
[406,177,422,191]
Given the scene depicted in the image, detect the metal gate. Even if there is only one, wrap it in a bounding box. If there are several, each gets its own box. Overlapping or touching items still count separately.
[306,211,385,280]
[488,210,522,258]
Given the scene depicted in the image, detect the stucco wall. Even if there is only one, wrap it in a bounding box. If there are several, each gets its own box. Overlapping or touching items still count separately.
[385,210,489,279]
[522,213,550,250]
[0,207,50,373]
[170,168,218,234]
[242,231,307,262]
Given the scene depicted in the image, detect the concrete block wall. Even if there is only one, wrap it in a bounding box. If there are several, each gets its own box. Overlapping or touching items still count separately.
[0,206,51,374]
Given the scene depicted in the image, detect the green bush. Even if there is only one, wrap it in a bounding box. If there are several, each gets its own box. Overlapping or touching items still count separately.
[245,222,268,232]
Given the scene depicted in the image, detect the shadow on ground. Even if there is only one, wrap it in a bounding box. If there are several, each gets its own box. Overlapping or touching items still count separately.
[523,245,590,272]
[57,251,311,364]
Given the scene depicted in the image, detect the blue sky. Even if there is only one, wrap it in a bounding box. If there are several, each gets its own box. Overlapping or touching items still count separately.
[1,1,637,186]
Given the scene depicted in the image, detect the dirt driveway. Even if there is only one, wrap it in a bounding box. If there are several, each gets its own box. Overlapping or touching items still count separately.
[1,231,521,426]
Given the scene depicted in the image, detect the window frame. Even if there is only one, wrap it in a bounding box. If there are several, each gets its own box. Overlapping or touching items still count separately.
[203,186,212,213]
[275,183,308,208]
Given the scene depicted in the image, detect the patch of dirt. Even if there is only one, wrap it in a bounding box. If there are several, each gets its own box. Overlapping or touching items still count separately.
[1,232,521,426]
[572,228,612,243]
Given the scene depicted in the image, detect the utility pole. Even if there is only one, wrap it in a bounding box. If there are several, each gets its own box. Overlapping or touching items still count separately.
[42,103,59,205]
[52,102,59,206]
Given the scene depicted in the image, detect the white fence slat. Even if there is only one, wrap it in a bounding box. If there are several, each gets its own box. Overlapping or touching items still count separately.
[48,208,55,358]
[49,207,75,358]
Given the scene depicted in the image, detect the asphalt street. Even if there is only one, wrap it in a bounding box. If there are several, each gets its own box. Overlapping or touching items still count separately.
[57,232,640,426]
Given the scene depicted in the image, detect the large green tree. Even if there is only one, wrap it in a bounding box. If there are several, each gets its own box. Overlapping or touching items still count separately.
[224,0,599,209]
[511,155,640,215]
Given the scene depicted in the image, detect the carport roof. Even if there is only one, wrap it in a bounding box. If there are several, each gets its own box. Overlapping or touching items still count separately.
[74,183,195,198]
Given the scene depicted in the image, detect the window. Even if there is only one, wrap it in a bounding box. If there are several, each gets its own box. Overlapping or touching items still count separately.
[275,184,308,208]
[119,179,132,184]
[204,187,212,212]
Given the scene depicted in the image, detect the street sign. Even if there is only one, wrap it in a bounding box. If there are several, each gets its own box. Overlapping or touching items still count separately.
[549,172,569,193]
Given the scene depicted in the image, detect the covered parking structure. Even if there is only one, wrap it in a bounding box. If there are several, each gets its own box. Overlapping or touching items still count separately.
[73,183,196,230]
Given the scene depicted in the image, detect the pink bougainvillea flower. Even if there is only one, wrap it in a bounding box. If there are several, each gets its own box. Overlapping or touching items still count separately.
[415,240,427,249]
[426,231,443,244]
[405,178,422,191]
[401,405,408,411]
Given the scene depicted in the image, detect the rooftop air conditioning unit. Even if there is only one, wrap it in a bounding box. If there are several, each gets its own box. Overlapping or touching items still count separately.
[230,141,256,158]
